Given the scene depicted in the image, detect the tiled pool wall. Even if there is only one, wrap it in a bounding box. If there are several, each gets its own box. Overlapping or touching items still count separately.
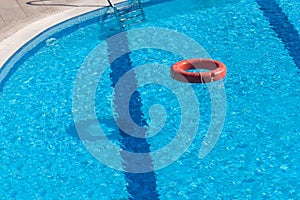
[0,0,161,89]
[0,7,110,88]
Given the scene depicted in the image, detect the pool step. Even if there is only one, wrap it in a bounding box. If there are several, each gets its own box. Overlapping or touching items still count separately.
[120,12,143,22]
[117,4,139,14]
[108,0,146,29]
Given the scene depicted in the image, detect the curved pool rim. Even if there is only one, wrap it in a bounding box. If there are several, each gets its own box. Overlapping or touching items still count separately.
[0,0,178,87]
[0,4,115,87]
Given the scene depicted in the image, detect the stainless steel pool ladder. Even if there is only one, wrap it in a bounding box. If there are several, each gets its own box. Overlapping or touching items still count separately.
[107,0,145,29]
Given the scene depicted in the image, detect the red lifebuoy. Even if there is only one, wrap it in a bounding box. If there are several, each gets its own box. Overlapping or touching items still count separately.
[170,58,226,83]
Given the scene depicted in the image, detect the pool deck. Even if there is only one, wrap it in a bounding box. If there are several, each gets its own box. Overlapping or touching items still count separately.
[0,0,121,69]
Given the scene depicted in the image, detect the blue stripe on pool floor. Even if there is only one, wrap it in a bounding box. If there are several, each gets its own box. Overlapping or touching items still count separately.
[256,0,300,69]
[108,33,159,199]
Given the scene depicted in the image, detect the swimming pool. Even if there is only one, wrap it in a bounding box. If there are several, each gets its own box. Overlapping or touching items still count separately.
[1,0,300,199]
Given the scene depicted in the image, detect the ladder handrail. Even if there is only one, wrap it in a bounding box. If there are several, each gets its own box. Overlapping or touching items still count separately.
[107,0,114,7]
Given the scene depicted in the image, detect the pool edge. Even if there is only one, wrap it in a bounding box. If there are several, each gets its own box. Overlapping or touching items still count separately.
[0,7,98,71]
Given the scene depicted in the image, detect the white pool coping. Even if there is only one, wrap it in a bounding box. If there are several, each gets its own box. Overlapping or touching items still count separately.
[0,7,98,70]
[0,0,126,79]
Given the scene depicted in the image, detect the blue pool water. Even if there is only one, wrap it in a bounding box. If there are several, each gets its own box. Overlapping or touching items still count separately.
[1,0,300,199]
